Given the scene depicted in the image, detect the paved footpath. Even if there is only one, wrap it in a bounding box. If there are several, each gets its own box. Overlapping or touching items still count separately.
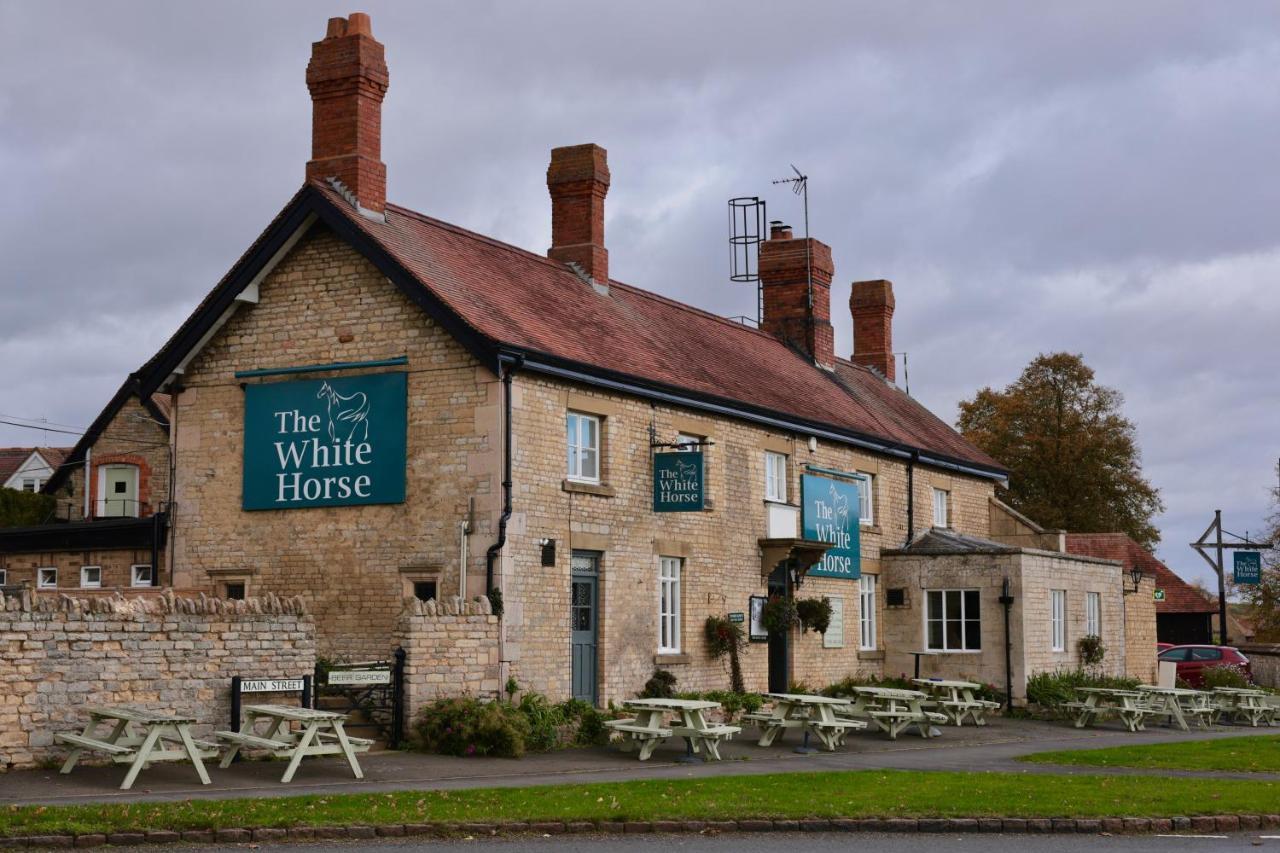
[3,717,1275,807]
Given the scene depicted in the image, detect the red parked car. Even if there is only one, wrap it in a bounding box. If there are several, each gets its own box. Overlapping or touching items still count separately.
[1157,645,1252,687]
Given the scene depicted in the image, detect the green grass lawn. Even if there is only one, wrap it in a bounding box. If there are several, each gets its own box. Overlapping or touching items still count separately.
[1022,735,1280,773]
[6,769,1280,837]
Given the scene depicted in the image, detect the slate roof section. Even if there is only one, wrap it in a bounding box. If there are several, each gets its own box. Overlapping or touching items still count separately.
[1065,532,1216,615]
[320,185,1004,474]
[887,528,1022,555]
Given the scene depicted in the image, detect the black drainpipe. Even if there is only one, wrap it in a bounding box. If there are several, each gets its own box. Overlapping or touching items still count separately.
[904,450,918,547]
[999,577,1015,710]
[485,353,522,594]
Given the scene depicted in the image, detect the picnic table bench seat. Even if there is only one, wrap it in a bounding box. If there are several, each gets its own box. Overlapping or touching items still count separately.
[605,720,673,738]
[740,712,774,725]
[54,733,135,755]
[56,707,214,790]
[214,730,296,751]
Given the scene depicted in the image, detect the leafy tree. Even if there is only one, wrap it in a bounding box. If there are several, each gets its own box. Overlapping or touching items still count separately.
[0,488,56,528]
[957,352,1163,549]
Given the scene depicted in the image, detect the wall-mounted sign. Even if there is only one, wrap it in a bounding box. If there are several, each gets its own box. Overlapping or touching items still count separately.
[727,612,745,624]
[240,678,306,693]
[822,596,845,649]
[653,451,704,512]
[748,595,768,642]
[242,372,407,510]
[800,474,861,580]
[1153,588,1165,602]
[1234,551,1262,585]
[327,669,392,686]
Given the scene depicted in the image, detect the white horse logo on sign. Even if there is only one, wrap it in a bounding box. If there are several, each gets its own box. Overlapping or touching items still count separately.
[317,381,371,443]
[829,483,851,534]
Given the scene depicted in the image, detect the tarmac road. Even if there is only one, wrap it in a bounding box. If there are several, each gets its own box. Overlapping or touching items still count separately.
[113,830,1280,852]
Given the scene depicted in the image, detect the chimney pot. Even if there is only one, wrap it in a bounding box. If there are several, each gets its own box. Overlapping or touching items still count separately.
[769,221,793,240]
[547,143,610,285]
[851,279,896,382]
[306,13,389,214]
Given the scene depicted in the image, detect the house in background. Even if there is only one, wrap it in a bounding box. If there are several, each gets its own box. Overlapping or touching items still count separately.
[1066,532,1217,646]
[0,447,71,493]
[0,377,172,593]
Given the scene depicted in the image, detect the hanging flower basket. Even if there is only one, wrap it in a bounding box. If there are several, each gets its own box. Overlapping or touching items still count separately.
[796,597,833,634]
[761,595,798,635]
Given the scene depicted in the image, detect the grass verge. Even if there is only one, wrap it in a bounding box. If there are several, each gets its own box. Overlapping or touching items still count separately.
[1022,735,1280,773]
[6,769,1280,836]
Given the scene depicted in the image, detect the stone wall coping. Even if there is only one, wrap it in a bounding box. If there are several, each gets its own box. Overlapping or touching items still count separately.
[0,588,308,618]
[400,595,494,619]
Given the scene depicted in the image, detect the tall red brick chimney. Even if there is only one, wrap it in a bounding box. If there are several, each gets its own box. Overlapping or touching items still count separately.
[851,279,896,381]
[547,144,610,285]
[306,13,389,215]
[759,222,835,367]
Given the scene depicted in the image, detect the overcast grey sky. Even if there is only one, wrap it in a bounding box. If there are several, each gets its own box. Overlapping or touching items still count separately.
[2,1,1276,588]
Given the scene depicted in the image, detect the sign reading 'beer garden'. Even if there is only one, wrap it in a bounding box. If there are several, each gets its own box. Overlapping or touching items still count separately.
[653,451,704,512]
[800,473,861,580]
[242,372,407,510]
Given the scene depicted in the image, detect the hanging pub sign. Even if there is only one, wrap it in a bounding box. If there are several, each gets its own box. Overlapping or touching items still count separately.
[1234,551,1262,585]
[653,451,704,512]
[800,473,861,580]
[242,372,407,510]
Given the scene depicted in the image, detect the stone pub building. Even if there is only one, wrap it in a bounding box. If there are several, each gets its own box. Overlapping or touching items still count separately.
[20,13,1155,706]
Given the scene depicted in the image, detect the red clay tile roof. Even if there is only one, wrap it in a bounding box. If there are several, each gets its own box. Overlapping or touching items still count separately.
[311,184,1003,473]
[0,447,72,486]
[1065,532,1216,614]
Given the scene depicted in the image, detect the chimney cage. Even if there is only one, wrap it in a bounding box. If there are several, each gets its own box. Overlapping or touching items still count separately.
[728,196,767,323]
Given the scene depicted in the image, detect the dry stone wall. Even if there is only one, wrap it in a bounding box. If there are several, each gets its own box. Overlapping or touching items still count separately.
[0,590,314,771]
[395,597,501,723]
[1239,643,1280,688]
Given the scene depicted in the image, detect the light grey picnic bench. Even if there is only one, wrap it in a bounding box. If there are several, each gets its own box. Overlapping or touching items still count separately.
[56,706,218,790]
[911,678,1002,726]
[606,698,741,761]
[745,693,867,751]
[839,686,947,740]
[216,704,372,783]
[1211,688,1274,727]
[1137,685,1214,731]
[1065,687,1157,732]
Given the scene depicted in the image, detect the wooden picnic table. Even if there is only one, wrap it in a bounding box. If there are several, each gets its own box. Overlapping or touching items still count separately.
[606,698,740,761]
[745,693,866,751]
[1066,687,1155,732]
[910,678,1001,726]
[1136,685,1213,731]
[216,704,372,783]
[1211,687,1274,727]
[55,706,216,790]
[839,686,946,740]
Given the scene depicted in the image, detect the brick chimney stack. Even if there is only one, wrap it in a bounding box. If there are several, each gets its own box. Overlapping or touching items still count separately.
[306,13,389,215]
[547,144,610,285]
[851,279,896,382]
[759,222,835,367]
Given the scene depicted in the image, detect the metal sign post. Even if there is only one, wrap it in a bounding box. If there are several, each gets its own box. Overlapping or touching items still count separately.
[1189,509,1272,643]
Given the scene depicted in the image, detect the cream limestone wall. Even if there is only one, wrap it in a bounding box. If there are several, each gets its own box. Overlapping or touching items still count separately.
[880,550,1127,701]
[1124,575,1158,684]
[500,373,997,704]
[59,396,172,525]
[395,598,501,717]
[171,226,501,661]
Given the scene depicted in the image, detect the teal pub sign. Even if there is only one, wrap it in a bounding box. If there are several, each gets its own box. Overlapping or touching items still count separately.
[242,372,407,510]
[1234,551,1262,585]
[653,451,704,512]
[800,473,861,580]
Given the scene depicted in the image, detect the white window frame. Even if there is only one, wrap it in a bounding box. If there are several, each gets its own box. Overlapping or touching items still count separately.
[80,566,102,589]
[859,574,878,650]
[1085,591,1100,637]
[566,411,601,483]
[925,588,981,652]
[37,567,57,589]
[131,564,153,588]
[932,488,949,527]
[764,451,787,503]
[1051,589,1067,651]
[21,478,39,492]
[658,556,682,654]
[857,473,874,526]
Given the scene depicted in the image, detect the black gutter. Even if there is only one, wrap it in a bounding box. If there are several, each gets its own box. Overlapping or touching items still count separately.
[904,450,918,547]
[485,353,522,594]
[999,577,1015,710]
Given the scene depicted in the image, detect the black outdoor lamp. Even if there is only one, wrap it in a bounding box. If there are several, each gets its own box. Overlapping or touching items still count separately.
[1128,568,1145,593]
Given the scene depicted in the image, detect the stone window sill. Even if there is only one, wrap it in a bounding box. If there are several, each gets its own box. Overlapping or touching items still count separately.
[562,479,616,498]
[859,524,883,536]
[857,649,885,661]
[653,653,690,665]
